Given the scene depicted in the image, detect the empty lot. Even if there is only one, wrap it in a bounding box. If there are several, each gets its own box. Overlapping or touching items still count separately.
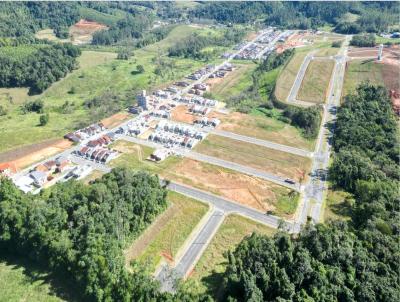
[210,111,315,150]
[110,140,297,214]
[297,59,335,104]
[195,134,312,181]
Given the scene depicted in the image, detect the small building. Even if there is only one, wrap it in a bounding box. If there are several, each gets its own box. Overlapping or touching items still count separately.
[0,162,17,178]
[30,170,47,187]
[149,149,171,162]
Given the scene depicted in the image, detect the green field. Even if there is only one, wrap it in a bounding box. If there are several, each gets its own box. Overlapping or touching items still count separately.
[128,191,209,272]
[0,261,67,302]
[192,214,276,298]
[274,41,337,103]
[0,45,45,60]
[342,59,384,96]
[0,25,225,154]
[297,59,335,103]
[323,187,352,222]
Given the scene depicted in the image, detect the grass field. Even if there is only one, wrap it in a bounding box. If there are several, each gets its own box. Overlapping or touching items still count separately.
[110,140,297,215]
[342,59,384,96]
[323,187,352,222]
[274,42,336,103]
[297,59,335,103]
[0,25,225,155]
[191,214,276,298]
[0,260,67,302]
[207,63,257,102]
[315,46,340,57]
[211,111,315,150]
[195,134,312,182]
[128,191,208,272]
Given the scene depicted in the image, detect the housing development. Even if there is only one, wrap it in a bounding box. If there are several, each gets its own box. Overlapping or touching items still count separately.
[0,2,398,302]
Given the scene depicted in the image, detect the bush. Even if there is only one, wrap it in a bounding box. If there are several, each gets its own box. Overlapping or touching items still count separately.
[22,99,44,113]
[350,34,376,47]
[39,113,49,126]
[332,41,342,48]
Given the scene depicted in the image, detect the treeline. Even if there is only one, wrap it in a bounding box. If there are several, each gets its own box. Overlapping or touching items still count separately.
[189,1,399,34]
[256,48,295,73]
[218,83,399,301]
[92,14,154,45]
[350,34,376,47]
[0,168,210,301]
[0,43,80,94]
[168,28,245,60]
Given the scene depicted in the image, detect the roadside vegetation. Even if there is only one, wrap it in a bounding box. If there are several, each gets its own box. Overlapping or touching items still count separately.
[130,191,208,272]
[192,215,276,298]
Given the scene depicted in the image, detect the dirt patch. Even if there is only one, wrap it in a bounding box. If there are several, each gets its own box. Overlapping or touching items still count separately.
[124,203,176,268]
[168,159,287,212]
[276,32,311,53]
[171,105,197,124]
[101,112,130,129]
[381,63,400,91]
[0,139,72,170]
[70,19,108,45]
[245,32,258,41]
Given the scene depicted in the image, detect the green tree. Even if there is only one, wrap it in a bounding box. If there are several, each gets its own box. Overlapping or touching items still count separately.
[39,113,49,126]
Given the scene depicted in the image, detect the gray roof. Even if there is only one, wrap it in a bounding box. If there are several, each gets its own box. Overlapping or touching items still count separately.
[30,171,47,182]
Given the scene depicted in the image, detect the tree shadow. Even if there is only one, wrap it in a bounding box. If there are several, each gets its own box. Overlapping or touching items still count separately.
[330,201,352,218]
[0,253,84,302]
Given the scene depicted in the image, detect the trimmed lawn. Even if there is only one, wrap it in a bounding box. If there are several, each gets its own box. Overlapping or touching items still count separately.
[0,261,67,302]
[191,214,276,298]
[127,191,209,272]
[195,134,312,182]
[297,59,335,103]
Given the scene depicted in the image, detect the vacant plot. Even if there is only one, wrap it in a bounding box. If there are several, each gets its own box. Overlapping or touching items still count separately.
[110,141,297,215]
[209,111,315,150]
[195,134,311,181]
[35,29,62,42]
[70,19,108,45]
[101,112,131,128]
[126,191,208,272]
[297,59,334,103]
[206,63,256,102]
[171,105,197,124]
[191,214,276,297]
[0,261,66,302]
[315,46,340,57]
[343,60,385,96]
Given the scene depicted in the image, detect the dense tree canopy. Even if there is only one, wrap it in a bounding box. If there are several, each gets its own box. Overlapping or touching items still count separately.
[0,43,80,94]
[350,34,376,47]
[0,168,212,301]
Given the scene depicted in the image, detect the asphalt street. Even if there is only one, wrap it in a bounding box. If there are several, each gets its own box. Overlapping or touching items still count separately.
[155,208,225,292]
[295,36,350,230]
[212,129,312,158]
[286,51,314,103]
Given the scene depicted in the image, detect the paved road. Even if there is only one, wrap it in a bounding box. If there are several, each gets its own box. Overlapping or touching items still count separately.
[212,129,312,158]
[167,182,292,230]
[155,208,225,292]
[116,134,301,191]
[294,35,350,230]
[286,51,315,103]
[70,155,112,173]
[182,150,300,191]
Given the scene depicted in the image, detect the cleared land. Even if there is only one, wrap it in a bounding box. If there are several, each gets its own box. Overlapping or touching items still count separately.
[206,63,256,102]
[195,134,312,182]
[125,191,208,272]
[0,260,66,302]
[110,140,298,216]
[191,214,276,297]
[297,59,335,103]
[209,111,315,150]
[171,105,197,124]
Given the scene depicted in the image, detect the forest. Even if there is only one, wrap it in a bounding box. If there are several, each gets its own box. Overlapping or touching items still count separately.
[0,43,80,94]
[168,28,245,60]
[0,168,210,301]
[350,34,376,47]
[217,83,399,301]
[190,1,399,34]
